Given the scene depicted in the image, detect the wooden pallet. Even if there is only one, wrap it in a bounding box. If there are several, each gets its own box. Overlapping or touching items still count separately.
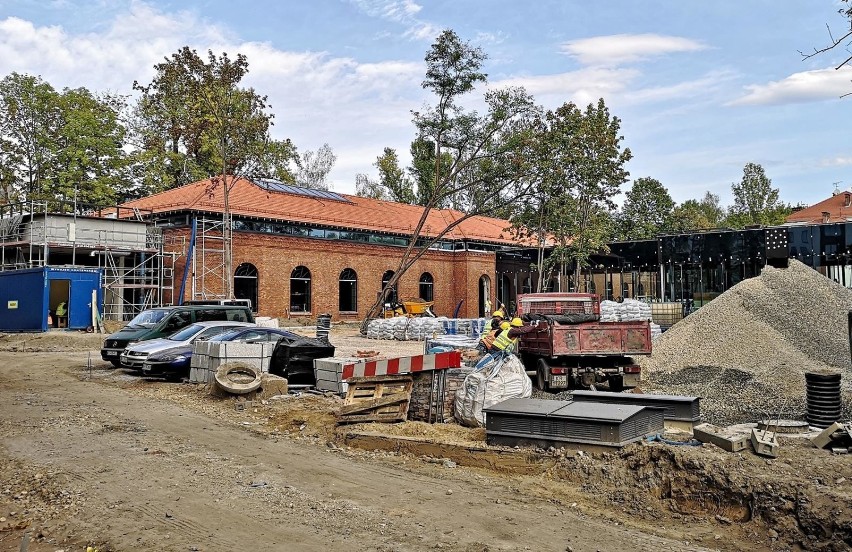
[337,375,413,424]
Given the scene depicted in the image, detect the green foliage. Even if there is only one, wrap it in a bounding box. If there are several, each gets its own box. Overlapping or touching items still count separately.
[670,191,726,232]
[131,47,296,195]
[617,177,675,240]
[513,99,632,289]
[725,162,790,228]
[362,29,541,329]
[0,73,129,208]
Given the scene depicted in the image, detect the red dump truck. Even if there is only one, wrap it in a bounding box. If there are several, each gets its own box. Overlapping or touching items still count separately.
[516,292,651,392]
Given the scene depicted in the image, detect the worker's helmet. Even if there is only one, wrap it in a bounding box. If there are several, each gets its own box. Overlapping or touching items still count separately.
[499,321,511,331]
[511,317,523,327]
[492,310,505,318]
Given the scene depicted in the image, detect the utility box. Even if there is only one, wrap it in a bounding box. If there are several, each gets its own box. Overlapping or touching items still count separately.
[0,267,103,331]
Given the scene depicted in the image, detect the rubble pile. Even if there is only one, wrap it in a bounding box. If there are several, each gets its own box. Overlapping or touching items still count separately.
[642,260,852,425]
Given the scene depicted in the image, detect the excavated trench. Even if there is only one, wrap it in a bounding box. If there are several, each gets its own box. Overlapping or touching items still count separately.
[343,432,852,551]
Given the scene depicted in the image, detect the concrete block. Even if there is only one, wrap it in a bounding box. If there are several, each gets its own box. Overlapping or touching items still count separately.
[811,422,845,449]
[750,428,779,458]
[693,423,750,452]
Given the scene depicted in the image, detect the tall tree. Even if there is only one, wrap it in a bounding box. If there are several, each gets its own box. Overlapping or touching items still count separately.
[134,47,298,297]
[0,73,61,202]
[295,143,336,190]
[54,87,129,208]
[725,162,790,227]
[361,29,540,330]
[617,177,675,239]
[670,191,726,232]
[131,47,297,195]
[514,99,632,290]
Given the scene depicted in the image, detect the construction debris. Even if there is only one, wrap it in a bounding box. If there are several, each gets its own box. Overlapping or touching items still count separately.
[750,427,780,458]
[811,422,852,449]
[693,423,750,452]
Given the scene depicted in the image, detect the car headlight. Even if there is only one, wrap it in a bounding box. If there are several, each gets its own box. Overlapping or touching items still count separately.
[156,353,186,362]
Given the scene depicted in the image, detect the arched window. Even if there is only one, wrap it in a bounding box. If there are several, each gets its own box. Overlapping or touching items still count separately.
[381,270,398,303]
[419,272,434,302]
[339,268,358,312]
[290,266,311,313]
[234,263,259,312]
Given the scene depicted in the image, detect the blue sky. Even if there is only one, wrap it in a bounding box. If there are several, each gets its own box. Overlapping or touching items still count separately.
[1,0,851,208]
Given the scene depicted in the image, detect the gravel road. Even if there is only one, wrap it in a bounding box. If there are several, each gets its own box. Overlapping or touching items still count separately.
[0,350,718,552]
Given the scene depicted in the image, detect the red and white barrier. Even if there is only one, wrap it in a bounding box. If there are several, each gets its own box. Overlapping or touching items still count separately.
[341,351,461,380]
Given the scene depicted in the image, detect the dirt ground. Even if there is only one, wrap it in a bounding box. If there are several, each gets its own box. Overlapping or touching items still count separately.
[0,329,850,552]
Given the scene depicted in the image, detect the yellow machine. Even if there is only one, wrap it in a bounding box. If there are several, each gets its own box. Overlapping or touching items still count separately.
[382,299,436,318]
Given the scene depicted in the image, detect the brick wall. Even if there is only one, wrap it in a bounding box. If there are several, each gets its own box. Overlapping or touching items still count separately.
[408,368,473,423]
[164,228,497,321]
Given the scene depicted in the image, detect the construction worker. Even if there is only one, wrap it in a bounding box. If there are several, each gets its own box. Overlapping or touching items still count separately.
[474,317,539,370]
[491,317,538,355]
[55,301,67,328]
[477,320,509,354]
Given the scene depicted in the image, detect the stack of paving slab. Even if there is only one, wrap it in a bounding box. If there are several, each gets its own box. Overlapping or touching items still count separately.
[189,341,277,384]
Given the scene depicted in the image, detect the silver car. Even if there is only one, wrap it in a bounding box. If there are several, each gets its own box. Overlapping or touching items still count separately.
[120,321,256,370]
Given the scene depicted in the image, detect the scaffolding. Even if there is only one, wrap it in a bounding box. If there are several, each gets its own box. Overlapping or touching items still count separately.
[191,216,228,302]
[0,200,176,321]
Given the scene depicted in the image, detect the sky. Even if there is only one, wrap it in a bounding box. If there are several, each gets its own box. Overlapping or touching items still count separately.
[1,0,851,208]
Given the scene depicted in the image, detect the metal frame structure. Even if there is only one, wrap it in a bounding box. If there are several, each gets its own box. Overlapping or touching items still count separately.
[0,200,177,321]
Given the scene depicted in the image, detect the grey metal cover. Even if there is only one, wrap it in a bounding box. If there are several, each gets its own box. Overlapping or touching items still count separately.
[569,390,701,422]
[485,400,663,447]
[549,401,646,423]
[484,398,572,416]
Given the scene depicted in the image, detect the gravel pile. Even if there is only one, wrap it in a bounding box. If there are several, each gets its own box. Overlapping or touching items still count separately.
[641,260,852,425]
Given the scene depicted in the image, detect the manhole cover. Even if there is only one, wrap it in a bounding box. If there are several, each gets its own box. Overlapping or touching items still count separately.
[757,419,810,434]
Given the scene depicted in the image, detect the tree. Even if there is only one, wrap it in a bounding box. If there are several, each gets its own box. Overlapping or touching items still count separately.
[671,191,726,232]
[801,1,852,75]
[133,47,299,297]
[513,99,632,291]
[0,73,129,209]
[295,143,336,190]
[360,29,541,330]
[0,73,61,202]
[617,177,675,240]
[408,136,454,207]
[131,47,297,195]
[725,162,790,228]
[355,148,415,202]
[54,87,129,208]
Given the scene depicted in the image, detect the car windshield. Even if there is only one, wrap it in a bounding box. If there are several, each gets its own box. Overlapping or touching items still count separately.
[168,324,205,341]
[125,309,169,329]
[207,329,244,342]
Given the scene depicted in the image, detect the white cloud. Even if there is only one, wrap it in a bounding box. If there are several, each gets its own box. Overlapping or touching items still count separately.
[820,155,852,167]
[494,67,640,108]
[560,33,707,66]
[730,66,852,106]
[348,0,438,41]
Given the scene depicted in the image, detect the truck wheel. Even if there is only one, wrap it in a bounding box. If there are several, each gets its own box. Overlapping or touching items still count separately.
[609,375,624,392]
[536,359,550,392]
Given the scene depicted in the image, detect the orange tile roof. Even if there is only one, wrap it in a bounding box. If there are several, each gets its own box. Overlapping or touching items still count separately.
[786,191,852,224]
[120,177,521,245]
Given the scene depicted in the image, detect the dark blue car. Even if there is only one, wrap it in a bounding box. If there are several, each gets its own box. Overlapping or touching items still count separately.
[142,327,296,379]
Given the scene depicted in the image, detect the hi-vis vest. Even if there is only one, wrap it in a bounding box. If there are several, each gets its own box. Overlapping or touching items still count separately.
[492,330,518,351]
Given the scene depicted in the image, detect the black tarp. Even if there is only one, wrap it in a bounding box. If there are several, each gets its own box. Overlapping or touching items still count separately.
[269,336,335,383]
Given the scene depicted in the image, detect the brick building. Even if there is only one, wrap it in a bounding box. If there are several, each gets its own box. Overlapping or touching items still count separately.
[120,177,521,321]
